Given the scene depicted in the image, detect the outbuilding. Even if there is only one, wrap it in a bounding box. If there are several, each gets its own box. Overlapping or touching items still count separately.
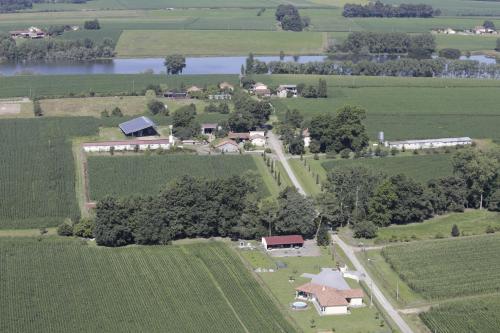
[262,235,304,250]
[215,140,240,153]
[119,116,157,137]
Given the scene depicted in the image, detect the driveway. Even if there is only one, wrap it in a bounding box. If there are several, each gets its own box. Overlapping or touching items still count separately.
[267,131,306,195]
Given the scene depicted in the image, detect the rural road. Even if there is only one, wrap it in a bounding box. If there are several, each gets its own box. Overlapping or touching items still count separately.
[333,235,414,333]
[267,131,306,195]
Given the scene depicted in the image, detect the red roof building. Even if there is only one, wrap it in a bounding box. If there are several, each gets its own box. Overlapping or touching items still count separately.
[295,282,364,315]
[261,235,304,250]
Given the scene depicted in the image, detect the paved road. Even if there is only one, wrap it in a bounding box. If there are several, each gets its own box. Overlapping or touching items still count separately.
[333,235,413,333]
[267,131,306,195]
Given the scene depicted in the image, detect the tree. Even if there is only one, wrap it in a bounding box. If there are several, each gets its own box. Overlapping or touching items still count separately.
[84,19,100,30]
[438,48,461,59]
[172,104,199,139]
[496,38,500,52]
[484,20,496,30]
[332,105,369,153]
[316,222,331,246]
[274,187,316,238]
[148,100,167,115]
[94,197,134,247]
[73,217,95,238]
[57,221,74,236]
[451,224,460,237]
[318,78,328,98]
[33,100,43,117]
[353,220,377,239]
[452,149,499,209]
[111,107,123,117]
[228,110,255,132]
[368,180,397,227]
[164,54,186,75]
[284,108,303,128]
[301,85,318,98]
[288,135,305,155]
[427,176,466,214]
[488,189,500,211]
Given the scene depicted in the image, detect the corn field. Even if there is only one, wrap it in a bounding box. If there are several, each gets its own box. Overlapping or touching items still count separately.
[0,238,296,333]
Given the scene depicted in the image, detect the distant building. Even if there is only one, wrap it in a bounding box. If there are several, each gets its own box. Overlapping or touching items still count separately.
[209,93,231,100]
[186,86,202,94]
[249,130,266,147]
[219,82,234,91]
[262,235,304,250]
[253,83,271,97]
[384,137,472,150]
[10,26,45,39]
[83,139,170,153]
[228,132,250,141]
[164,91,188,99]
[277,84,298,98]
[201,123,218,135]
[215,140,239,153]
[295,283,364,315]
[119,116,157,137]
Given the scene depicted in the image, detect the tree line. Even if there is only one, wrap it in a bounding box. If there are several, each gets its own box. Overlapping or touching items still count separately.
[0,33,115,62]
[343,1,439,18]
[92,175,316,247]
[0,0,89,12]
[319,149,499,238]
[267,58,500,79]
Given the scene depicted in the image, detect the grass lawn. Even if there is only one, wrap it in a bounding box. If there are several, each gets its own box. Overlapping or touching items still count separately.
[115,30,326,57]
[289,158,322,196]
[321,153,454,183]
[435,34,499,52]
[377,210,500,242]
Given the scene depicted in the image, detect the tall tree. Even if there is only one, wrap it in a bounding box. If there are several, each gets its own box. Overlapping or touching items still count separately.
[274,187,316,237]
[164,54,186,75]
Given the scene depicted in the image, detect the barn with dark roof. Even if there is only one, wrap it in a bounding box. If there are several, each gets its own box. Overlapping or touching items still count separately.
[119,116,157,137]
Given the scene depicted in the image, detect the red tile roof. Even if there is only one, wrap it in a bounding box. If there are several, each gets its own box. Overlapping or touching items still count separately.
[296,283,363,307]
[263,235,304,246]
[215,140,239,148]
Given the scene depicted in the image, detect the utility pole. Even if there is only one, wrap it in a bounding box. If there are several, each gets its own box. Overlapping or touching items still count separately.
[132,80,135,92]
[370,280,373,307]
[396,280,399,302]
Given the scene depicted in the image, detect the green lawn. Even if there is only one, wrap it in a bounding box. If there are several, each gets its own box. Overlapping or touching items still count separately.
[321,154,454,183]
[115,30,326,57]
[436,34,499,52]
[289,158,322,196]
[0,238,297,333]
[377,210,500,242]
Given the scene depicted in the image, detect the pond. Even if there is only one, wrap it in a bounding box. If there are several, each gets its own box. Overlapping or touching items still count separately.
[0,55,326,76]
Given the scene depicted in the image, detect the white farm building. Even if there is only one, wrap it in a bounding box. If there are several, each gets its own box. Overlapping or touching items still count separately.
[83,139,171,153]
[384,137,472,150]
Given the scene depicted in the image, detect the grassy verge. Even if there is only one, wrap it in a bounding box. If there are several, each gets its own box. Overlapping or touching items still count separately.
[288,158,322,196]
[252,155,281,198]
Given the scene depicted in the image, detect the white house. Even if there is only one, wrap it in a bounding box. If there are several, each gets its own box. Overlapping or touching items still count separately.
[253,83,271,97]
[215,140,239,153]
[249,130,266,147]
[277,84,298,98]
[83,139,170,153]
[384,137,472,150]
[295,283,364,315]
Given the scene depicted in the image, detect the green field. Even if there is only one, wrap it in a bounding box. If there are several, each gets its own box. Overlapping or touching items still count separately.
[115,30,326,57]
[420,295,500,333]
[382,234,500,299]
[88,154,275,200]
[386,0,500,16]
[0,118,99,229]
[321,154,454,183]
[377,210,500,242]
[0,238,296,333]
[0,74,237,99]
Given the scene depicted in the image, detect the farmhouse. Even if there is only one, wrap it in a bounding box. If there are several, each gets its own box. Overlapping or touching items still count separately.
[277,84,298,98]
[83,139,170,153]
[295,283,364,315]
[219,82,234,91]
[303,128,311,147]
[10,27,45,39]
[119,116,157,137]
[228,132,251,141]
[209,93,232,100]
[384,137,472,150]
[262,235,304,250]
[164,91,188,99]
[215,140,239,153]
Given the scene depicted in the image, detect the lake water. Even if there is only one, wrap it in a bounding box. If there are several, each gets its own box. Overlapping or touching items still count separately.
[0,55,326,76]
[0,54,495,76]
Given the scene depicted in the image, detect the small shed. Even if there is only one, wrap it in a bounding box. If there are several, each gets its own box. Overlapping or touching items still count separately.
[262,235,304,250]
[164,91,188,99]
[119,116,157,137]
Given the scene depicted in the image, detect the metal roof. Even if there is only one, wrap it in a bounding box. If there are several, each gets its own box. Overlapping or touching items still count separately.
[119,116,156,135]
[263,235,304,246]
[387,137,472,145]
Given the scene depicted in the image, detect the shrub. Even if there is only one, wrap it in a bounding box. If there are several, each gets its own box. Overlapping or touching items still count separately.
[148,100,167,115]
[57,221,74,236]
[340,148,351,159]
[435,232,444,239]
[438,48,461,59]
[353,220,377,239]
[451,224,460,237]
[73,218,95,238]
[84,19,100,30]
[486,225,495,234]
[111,107,123,117]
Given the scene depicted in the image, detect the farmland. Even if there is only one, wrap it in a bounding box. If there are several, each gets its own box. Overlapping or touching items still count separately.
[382,234,500,299]
[87,154,276,200]
[377,210,500,242]
[321,154,454,183]
[115,30,326,57]
[0,238,296,333]
[420,295,500,333]
[0,117,99,229]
